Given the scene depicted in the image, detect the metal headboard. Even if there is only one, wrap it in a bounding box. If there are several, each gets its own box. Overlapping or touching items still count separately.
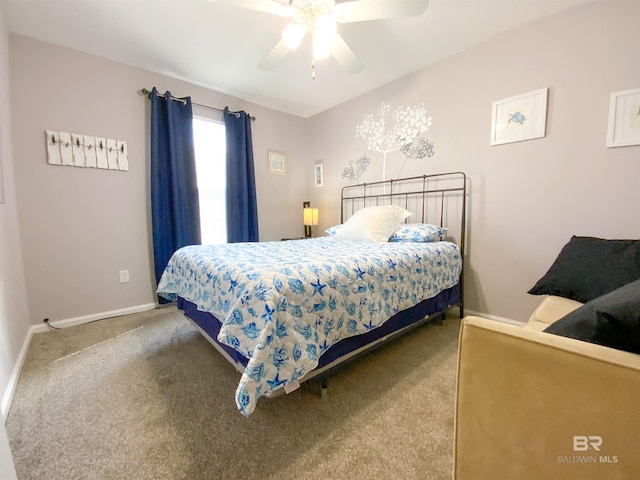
[340,170,467,268]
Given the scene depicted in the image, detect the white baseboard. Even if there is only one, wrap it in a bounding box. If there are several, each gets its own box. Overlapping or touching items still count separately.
[31,303,158,333]
[2,302,157,422]
[464,309,525,326]
[1,325,34,422]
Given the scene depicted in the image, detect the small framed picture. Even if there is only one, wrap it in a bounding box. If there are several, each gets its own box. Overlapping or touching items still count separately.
[491,88,548,146]
[314,161,324,187]
[606,88,640,148]
[268,150,286,174]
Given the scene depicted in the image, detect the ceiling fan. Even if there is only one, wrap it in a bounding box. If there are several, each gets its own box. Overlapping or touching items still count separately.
[210,0,429,75]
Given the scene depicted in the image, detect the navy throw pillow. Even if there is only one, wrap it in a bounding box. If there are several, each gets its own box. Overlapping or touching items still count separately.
[528,236,640,303]
[543,279,640,354]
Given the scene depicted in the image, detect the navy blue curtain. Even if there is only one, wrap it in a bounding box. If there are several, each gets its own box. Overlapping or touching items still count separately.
[150,88,201,296]
[224,107,259,242]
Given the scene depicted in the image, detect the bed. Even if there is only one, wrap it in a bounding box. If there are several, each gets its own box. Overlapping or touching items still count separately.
[157,172,467,416]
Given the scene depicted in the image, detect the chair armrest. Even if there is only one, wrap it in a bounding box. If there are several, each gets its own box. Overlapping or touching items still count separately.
[453,316,640,480]
[527,295,583,327]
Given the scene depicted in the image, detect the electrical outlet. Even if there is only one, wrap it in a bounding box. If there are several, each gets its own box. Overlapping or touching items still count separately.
[119,270,130,283]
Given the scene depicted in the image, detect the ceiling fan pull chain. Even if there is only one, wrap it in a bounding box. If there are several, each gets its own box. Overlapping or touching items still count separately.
[312,59,316,80]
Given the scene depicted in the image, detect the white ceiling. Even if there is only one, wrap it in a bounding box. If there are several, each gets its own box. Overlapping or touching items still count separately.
[1,0,592,118]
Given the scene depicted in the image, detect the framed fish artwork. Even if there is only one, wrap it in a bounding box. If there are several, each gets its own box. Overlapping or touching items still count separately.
[606,87,640,148]
[491,88,548,146]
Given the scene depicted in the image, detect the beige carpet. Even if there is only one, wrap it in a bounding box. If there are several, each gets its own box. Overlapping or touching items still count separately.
[6,306,461,480]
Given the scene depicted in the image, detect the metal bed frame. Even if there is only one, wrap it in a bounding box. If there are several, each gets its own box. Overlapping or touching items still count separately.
[311,172,468,395]
[340,171,467,315]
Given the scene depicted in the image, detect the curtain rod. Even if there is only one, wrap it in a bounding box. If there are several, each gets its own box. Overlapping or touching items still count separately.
[140,88,256,121]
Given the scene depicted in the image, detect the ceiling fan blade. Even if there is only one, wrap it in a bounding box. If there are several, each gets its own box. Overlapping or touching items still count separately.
[208,0,289,17]
[258,38,292,71]
[335,0,428,23]
[330,34,364,74]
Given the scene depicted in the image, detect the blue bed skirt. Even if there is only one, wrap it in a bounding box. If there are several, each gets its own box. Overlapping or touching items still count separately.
[177,283,461,371]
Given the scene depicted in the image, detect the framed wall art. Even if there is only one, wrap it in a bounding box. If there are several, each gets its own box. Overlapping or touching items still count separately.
[267,150,286,175]
[491,88,548,146]
[314,161,324,187]
[606,87,640,148]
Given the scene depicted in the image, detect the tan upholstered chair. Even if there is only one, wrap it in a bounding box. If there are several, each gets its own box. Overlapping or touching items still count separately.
[453,296,640,479]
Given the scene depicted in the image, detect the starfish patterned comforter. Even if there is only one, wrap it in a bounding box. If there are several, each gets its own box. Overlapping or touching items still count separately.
[157,237,462,416]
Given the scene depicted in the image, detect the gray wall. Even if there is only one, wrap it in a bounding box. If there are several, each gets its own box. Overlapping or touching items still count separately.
[306,0,640,321]
[8,36,309,325]
[0,5,24,475]
[0,3,30,413]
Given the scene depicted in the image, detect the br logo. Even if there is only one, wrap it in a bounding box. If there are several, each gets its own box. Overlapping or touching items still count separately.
[573,436,602,452]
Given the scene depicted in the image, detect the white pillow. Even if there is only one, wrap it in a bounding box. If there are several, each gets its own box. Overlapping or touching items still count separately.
[332,205,412,243]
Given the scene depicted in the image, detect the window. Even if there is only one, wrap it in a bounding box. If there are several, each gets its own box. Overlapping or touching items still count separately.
[193,116,226,244]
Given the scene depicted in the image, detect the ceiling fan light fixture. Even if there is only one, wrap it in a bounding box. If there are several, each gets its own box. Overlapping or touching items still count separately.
[312,13,337,61]
[282,23,305,50]
[314,13,337,38]
[246,0,429,73]
[312,34,331,61]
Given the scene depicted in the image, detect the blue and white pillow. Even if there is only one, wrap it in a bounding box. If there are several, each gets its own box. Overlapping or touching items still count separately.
[325,224,342,236]
[388,224,446,243]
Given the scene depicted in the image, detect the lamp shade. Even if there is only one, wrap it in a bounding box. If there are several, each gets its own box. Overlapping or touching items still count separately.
[303,207,319,226]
